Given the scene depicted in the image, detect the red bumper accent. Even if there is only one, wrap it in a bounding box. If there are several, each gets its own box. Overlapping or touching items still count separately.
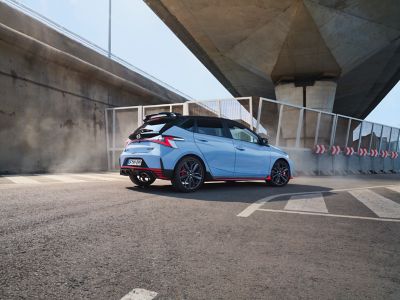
[120,166,168,180]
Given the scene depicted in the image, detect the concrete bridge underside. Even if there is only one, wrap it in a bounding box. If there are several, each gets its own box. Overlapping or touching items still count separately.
[145,0,400,118]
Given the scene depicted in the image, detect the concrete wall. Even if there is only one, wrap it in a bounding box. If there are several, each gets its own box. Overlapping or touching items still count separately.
[0,2,186,174]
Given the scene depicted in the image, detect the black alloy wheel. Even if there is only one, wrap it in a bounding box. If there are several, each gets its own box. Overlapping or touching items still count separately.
[129,171,156,187]
[172,156,205,192]
[269,159,290,186]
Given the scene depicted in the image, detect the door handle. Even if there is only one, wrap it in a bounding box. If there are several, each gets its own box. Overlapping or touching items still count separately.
[196,138,208,142]
[235,146,245,151]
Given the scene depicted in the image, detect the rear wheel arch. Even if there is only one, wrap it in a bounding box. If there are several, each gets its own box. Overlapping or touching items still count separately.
[171,154,206,192]
[174,154,207,175]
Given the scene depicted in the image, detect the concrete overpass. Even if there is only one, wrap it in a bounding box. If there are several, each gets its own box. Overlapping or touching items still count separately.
[145,0,400,118]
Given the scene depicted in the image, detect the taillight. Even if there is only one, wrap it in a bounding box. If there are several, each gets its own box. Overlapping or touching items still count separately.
[148,135,184,148]
[126,135,183,148]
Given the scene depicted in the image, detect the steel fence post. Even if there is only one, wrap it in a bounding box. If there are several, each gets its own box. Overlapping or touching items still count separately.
[295,108,304,148]
[369,123,374,172]
[183,102,189,116]
[345,118,352,174]
[138,106,143,126]
[112,109,116,170]
[388,127,393,172]
[105,109,110,171]
[357,122,363,152]
[378,125,384,153]
[330,115,338,147]
[357,122,363,173]
[256,98,262,133]
[249,97,254,130]
[276,105,283,146]
[314,112,321,146]
[330,115,338,175]
[345,118,351,148]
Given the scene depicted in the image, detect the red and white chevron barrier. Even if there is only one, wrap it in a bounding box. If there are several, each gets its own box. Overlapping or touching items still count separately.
[358,148,368,156]
[369,149,379,157]
[344,147,355,156]
[390,151,398,159]
[381,150,389,158]
[331,145,341,155]
[314,144,327,154]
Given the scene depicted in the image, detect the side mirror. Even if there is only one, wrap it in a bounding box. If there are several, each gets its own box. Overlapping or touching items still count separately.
[260,137,269,145]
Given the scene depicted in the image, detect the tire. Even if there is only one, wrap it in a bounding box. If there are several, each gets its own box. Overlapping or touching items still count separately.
[171,156,205,192]
[268,159,290,187]
[129,171,156,187]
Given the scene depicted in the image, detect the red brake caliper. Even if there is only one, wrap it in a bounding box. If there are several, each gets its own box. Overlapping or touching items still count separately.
[180,166,187,177]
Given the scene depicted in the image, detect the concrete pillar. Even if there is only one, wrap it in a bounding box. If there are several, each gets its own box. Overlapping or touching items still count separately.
[274,81,337,147]
[275,81,337,112]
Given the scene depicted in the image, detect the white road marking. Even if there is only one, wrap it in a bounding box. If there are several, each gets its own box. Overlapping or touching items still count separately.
[387,185,400,194]
[120,288,158,300]
[237,184,400,218]
[39,174,85,183]
[349,189,400,219]
[73,174,121,181]
[4,176,40,184]
[257,208,400,223]
[284,192,328,213]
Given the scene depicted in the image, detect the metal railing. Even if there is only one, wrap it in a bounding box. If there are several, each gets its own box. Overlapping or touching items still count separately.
[105,97,400,171]
[1,0,193,100]
[105,98,253,169]
[256,97,400,154]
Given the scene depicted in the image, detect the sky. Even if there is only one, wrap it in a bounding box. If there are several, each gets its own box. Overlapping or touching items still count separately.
[12,0,400,128]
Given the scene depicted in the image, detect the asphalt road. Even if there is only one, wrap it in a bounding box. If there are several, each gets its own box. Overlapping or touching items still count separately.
[1,173,400,299]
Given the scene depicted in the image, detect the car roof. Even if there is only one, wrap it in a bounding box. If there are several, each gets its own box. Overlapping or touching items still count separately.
[180,115,246,127]
[180,115,231,122]
[144,112,247,128]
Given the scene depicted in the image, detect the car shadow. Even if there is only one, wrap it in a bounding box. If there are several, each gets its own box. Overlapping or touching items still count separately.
[125,181,332,204]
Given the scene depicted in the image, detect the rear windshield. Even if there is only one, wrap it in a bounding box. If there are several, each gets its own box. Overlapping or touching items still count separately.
[129,118,177,139]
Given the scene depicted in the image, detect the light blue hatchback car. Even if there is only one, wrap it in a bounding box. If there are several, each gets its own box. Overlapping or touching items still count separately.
[120,112,294,192]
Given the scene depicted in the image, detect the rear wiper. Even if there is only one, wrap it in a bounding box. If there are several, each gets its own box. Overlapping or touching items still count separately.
[129,131,159,140]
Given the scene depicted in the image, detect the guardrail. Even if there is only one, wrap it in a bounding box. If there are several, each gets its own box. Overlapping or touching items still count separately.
[1,0,193,100]
[105,98,253,170]
[256,97,400,155]
[105,97,400,174]
[256,97,400,175]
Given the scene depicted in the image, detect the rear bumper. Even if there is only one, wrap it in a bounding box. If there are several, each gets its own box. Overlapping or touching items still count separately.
[120,166,170,180]
[120,147,176,180]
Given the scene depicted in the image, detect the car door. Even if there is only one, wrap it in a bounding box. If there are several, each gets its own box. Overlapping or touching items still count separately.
[227,121,271,178]
[194,118,235,178]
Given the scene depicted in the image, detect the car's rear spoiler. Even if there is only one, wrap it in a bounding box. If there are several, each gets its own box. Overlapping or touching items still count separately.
[143,112,182,123]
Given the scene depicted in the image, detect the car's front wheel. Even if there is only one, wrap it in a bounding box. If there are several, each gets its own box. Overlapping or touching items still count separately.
[268,159,290,186]
[171,156,205,192]
[129,171,156,187]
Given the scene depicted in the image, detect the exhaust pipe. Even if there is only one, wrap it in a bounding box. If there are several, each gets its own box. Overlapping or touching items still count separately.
[137,171,155,182]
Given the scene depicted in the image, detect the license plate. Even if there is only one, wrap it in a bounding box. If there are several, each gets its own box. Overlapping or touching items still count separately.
[127,159,142,166]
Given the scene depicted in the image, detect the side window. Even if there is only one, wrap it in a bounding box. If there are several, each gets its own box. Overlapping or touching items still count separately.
[228,123,259,143]
[197,119,225,137]
[179,118,195,132]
